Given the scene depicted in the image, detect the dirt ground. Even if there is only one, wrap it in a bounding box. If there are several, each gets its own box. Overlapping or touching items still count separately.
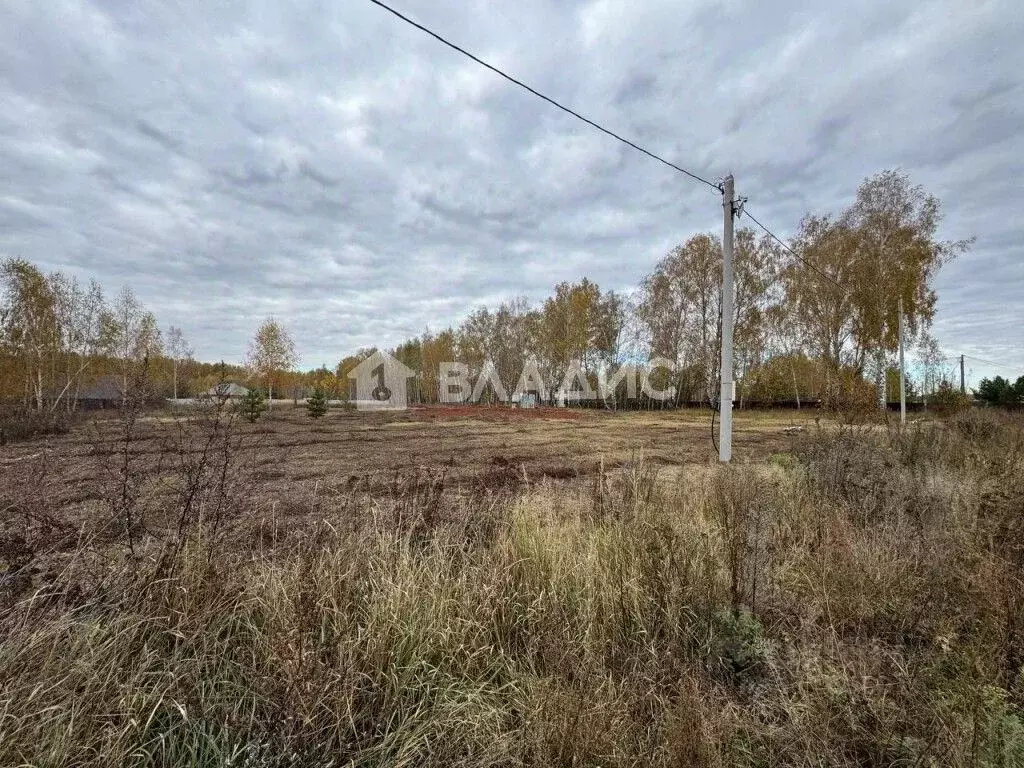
[0,404,814,522]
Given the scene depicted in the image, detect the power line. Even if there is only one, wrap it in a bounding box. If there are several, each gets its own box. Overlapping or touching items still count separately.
[936,353,1017,371]
[369,0,855,295]
[370,0,1010,394]
[742,207,848,293]
[367,0,721,193]
[962,354,1019,372]
[901,355,1018,379]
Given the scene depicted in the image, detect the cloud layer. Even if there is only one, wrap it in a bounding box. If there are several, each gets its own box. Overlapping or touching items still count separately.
[1,0,1021,382]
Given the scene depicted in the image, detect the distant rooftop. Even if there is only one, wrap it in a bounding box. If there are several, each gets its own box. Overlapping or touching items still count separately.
[204,382,249,397]
[78,375,125,401]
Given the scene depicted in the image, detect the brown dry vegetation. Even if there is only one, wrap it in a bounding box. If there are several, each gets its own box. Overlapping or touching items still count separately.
[1,404,1023,766]
[0,405,797,532]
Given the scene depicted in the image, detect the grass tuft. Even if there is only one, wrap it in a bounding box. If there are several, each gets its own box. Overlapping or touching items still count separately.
[2,413,1024,765]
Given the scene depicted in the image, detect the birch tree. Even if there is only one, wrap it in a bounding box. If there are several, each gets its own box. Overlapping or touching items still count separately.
[0,258,58,409]
[538,279,619,402]
[841,170,970,408]
[781,216,858,368]
[637,231,782,404]
[420,329,456,403]
[49,273,107,411]
[246,318,298,407]
[165,325,193,399]
[105,286,162,403]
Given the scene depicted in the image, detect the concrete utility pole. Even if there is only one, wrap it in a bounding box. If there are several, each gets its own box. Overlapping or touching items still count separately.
[960,354,966,394]
[898,297,907,426]
[719,175,736,462]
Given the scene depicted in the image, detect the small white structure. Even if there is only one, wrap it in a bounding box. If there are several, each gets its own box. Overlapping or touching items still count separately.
[204,382,249,399]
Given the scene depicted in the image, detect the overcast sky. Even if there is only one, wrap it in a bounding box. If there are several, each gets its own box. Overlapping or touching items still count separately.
[1,0,1021,384]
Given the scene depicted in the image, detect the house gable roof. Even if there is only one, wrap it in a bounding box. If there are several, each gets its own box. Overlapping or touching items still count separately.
[77,375,125,400]
[204,382,249,397]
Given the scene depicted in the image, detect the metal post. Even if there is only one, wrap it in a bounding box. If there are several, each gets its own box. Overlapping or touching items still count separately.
[960,354,966,394]
[898,297,906,426]
[719,175,735,462]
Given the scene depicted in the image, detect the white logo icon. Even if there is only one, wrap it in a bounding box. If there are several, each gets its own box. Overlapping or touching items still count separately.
[347,351,415,410]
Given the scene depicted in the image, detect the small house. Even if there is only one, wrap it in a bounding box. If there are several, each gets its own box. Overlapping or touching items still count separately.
[203,382,250,399]
[76,376,126,409]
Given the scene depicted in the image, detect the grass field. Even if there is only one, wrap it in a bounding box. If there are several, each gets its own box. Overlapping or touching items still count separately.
[0,404,804,533]
[2,405,1023,766]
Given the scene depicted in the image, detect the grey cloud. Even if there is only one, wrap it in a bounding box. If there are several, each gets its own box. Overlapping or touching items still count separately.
[135,119,184,153]
[297,161,339,188]
[614,72,658,105]
[0,0,1020,379]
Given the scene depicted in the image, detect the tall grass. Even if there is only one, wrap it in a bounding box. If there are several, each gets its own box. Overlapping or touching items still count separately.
[1,411,1023,765]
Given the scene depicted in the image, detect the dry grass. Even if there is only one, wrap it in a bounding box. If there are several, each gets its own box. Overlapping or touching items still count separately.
[0,405,803,524]
[1,408,1023,765]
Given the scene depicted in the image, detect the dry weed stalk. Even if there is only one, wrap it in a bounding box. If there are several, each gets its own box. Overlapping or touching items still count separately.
[1,411,1023,765]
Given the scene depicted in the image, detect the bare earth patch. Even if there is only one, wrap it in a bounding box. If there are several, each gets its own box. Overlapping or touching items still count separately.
[0,405,811,528]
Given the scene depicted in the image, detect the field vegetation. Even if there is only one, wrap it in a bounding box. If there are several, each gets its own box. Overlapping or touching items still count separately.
[1,403,1023,766]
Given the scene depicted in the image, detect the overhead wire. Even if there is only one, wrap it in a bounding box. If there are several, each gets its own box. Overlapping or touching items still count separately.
[935,354,1018,371]
[368,1,1018,448]
[369,0,856,300]
[367,0,721,193]
[960,354,1020,372]
[365,0,841,456]
[963,354,1019,371]
[742,208,849,295]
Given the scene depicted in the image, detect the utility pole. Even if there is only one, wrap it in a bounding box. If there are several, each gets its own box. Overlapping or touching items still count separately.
[959,354,966,394]
[898,297,906,425]
[719,175,736,462]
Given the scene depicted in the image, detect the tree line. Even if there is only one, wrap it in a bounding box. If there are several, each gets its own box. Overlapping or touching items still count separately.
[2,169,986,412]
[341,170,972,409]
[0,258,168,411]
[975,376,1024,409]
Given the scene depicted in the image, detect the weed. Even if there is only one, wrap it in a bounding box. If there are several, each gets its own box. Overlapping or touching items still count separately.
[1,412,1023,765]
